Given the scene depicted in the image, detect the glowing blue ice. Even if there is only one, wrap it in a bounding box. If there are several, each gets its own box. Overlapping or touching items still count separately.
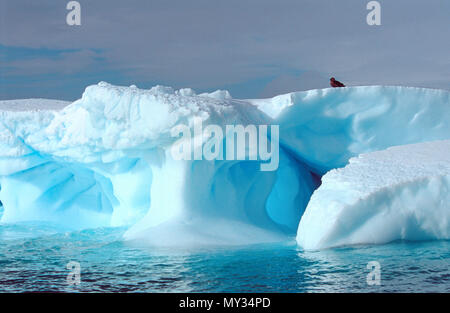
[0,83,448,247]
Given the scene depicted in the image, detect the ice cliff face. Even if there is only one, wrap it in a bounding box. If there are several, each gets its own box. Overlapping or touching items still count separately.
[0,83,448,247]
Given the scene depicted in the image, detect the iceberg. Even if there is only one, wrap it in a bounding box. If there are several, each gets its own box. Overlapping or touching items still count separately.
[0,83,317,243]
[297,140,450,250]
[0,83,448,247]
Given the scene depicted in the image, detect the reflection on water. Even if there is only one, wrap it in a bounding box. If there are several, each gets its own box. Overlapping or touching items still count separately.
[0,222,449,292]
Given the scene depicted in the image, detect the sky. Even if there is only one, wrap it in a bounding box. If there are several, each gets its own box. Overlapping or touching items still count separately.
[0,0,449,100]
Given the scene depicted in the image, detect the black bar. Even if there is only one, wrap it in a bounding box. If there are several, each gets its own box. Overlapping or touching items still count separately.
[0,293,448,312]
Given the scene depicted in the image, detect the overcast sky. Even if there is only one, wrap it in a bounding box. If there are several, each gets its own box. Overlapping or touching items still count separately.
[0,0,449,100]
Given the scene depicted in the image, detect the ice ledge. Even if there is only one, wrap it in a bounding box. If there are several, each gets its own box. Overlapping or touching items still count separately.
[297,140,450,250]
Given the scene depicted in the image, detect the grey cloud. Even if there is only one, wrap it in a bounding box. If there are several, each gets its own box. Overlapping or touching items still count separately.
[0,0,448,99]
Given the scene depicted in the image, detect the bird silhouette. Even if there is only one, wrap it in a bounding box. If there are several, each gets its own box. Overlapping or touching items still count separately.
[330,77,345,88]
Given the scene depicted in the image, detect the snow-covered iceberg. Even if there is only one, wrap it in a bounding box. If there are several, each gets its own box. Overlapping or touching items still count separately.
[0,83,449,247]
[297,140,450,250]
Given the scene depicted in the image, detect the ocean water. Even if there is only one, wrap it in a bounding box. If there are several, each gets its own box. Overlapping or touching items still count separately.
[0,221,449,293]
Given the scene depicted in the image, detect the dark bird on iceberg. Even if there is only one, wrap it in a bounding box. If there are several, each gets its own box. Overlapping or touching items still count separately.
[330,77,345,88]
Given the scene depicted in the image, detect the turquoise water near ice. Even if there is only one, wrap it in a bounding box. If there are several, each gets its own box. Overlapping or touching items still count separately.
[0,220,449,293]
